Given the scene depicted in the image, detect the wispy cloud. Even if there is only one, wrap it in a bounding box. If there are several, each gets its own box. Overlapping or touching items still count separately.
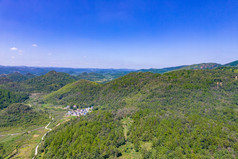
[10,47,23,55]
[10,47,18,51]
[32,44,38,47]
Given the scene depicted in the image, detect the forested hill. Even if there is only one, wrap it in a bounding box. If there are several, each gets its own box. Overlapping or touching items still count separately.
[40,68,238,158]
[45,68,238,110]
[137,63,222,73]
[24,70,75,92]
[0,71,76,93]
[224,60,238,67]
[0,88,28,109]
[0,103,49,127]
[181,63,221,70]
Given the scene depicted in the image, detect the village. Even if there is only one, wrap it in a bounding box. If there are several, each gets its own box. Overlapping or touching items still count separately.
[64,105,94,117]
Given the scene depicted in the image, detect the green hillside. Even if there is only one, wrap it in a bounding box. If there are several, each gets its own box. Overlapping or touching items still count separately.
[40,68,238,158]
[0,103,49,127]
[0,88,28,109]
[6,72,34,82]
[138,65,186,74]
[224,60,238,67]
[45,80,100,106]
[181,63,221,70]
[25,70,75,92]
[46,68,238,110]
[1,71,76,93]
[138,63,221,74]
[0,76,12,84]
[39,111,125,158]
[0,103,50,158]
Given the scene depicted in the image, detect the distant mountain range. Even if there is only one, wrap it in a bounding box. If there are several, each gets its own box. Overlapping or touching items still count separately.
[0,65,134,76]
[0,60,237,76]
[137,60,238,73]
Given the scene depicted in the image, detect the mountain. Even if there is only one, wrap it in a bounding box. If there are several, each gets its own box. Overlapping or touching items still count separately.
[224,60,238,67]
[24,71,76,92]
[138,63,222,74]
[0,76,12,84]
[181,63,221,70]
[0,71,76,93]
[137,65,187,74]
[6,72,36,82]
[40,68,238,158]
[45,80,100,106]
[0,72,36,85]
[46,69,238,110]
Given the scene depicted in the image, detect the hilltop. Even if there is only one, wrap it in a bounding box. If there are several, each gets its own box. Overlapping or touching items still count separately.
[224,60,238,67]
[138,60,238,74]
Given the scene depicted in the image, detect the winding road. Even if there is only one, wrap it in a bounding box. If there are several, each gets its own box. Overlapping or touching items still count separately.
[32,117,54,159]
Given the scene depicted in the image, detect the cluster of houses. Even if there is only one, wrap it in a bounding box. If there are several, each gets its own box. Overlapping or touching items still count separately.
[65,105,93,117]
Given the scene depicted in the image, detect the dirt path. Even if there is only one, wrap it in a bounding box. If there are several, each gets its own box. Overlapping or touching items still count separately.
[32,117,54,159]
[32,117,70,159]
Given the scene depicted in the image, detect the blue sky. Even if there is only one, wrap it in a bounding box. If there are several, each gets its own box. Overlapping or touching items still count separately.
[0,0,238,69]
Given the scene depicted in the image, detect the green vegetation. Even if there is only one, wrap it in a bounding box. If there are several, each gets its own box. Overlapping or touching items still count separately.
[138,65,186,74]
[38,111,125,158]
[0,89,28,109]
[0,103,49,128]
[45,80,100,106]
[40,68,238,158]
[24,71,76,92]
[0,71,76,93]
[0,103,50,158]
[6,72,35,82]
[224,60,238,67]
[181,63,221,70]
[1,66,238,158]
[0,76,12,84]
[138,63,222,74]
[76,72,106,81]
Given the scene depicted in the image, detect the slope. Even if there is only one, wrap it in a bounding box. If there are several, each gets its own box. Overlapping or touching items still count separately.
[40,68,238,158]
[224,60,238,67]
[44,80,101,106]
[0,88,28,109]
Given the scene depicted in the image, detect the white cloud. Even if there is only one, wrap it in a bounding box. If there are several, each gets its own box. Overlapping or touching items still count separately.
[11,56,15,59]
[10,47,18,51]
[32,44,38,47]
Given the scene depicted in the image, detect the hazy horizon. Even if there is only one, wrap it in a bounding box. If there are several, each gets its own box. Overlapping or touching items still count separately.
[1,0,238,69]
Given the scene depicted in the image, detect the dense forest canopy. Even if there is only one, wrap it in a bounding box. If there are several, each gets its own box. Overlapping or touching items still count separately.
[39,68,238,158]
[0,103,49,127]
[0,88,28,109]
[0,71,76,93]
